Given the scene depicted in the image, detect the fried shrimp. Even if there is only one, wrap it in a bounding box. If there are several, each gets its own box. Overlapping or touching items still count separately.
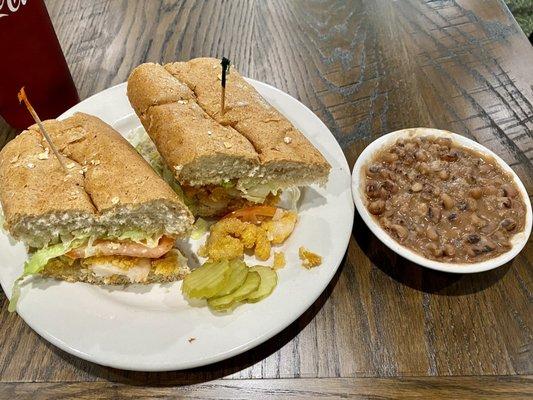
[261,211,298,244]
[204,208,298,262]
[205,217,271,261]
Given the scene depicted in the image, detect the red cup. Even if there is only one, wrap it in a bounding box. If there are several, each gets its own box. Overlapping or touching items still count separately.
[0,0,79,130]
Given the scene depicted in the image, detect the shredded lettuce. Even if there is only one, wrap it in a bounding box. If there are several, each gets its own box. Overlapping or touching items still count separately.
[23,241,78,276]
[220,179,235,189]
[7,279,22,313]
[114,230,162,248]
[278,187,301,210]
[127,126,164,175]
[127,126,190,206]
[240,182,283,203]
[8,240,82,312]
[190,218,208,240]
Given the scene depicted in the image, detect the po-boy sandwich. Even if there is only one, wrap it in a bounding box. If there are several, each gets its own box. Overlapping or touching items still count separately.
[0,112,193,297]
[127,58,330,217]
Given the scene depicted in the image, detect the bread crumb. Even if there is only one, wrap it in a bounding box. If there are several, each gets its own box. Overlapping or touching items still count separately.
[174,165,183,172]
[37,148,50,160]
[90,159,100,166]
[299,247,322,269]
[177,100,188,104]
[66,162,76,169]
[26,163,35,169]
[188,337,196,343]
[223,142,232,148]
[284,136,292,144]
[207,130,213,136]
[10,154,19,163]
[273,252,286,270]
[111,196,120,205]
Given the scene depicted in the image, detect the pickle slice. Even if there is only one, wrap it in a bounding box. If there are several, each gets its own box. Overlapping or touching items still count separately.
[246,266,278,303]
[213,259,248,298]
[182,259,231,299]
[208,271,260,311]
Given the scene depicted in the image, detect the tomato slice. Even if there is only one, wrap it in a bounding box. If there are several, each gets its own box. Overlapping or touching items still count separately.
[223,205,278,224]
[66,236,175,259]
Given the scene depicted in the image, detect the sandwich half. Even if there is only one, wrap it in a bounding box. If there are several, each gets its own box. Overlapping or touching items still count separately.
[127,59,331,217]
[0,112,193,294]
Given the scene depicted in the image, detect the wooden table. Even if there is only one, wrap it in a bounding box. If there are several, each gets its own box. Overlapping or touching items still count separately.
[0,0,531,398]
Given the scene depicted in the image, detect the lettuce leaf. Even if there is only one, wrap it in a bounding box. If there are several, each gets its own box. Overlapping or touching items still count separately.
[127,126,191,207]
[127,126,164,175]
[190,218,208,240]
[242,182,280,203]
[23,241,78,275]
[115,230,161,248]
[8,240,82,312]
[278,187,301,210]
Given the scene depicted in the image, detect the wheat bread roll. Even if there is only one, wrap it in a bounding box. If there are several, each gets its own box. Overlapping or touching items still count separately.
[127,63,259,186]
[164,57,330,186]
[0,112,193,248]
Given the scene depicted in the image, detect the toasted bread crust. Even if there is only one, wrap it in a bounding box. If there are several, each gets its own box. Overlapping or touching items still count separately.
[0,113,193,236]
[164,58,330,171]
[127,60,330,188]
[0,128,95,229]
[127,63,259,184]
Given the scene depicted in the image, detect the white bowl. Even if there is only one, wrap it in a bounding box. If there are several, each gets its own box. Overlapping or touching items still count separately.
[352,127,532,274]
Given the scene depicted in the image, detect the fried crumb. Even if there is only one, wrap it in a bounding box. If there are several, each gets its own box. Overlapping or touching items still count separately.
[188,337,196,343]
[26,163,35,169]
[299,247,322,269]
[197,245,208,258]
[111,196,120,205]
[273,251,286,270]
[10,154,19,163]
[223,141,232,148]
[283,136,292,144]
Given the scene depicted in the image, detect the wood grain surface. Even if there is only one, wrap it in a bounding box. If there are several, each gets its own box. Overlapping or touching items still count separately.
[0,0,531,398]
[1,376,532,400]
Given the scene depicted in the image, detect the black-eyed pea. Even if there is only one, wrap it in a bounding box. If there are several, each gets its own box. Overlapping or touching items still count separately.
[368,200,385,215]
[469,187,482,199]
[440,193,455,210]
[501,184,518,198]
[426,226,438,241]
[418,202,429,216]
[501,218,517,231]
[411,182,423,192]
[466,197,477,211]
[443,244,455,257]
[428,206,442,223]
[391,224,408,239]
[471,214,486,228]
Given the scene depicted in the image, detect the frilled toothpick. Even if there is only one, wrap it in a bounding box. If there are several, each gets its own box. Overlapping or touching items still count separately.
[18,87,67,171]
[220,57,230,115]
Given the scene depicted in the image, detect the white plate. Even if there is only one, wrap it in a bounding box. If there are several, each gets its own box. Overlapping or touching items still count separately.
[352,127,532,274]
[0,80,354,371]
